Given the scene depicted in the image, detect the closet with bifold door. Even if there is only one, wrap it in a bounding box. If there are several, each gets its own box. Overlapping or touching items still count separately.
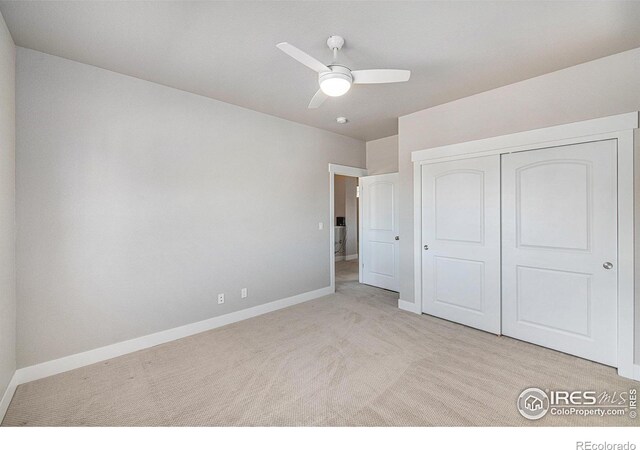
[411,113,638,379]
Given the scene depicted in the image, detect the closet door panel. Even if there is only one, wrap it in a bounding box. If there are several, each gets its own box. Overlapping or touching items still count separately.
[501,140,618,366]
[421,155,501,334]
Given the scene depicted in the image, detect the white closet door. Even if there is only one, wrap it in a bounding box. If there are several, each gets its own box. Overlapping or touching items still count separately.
[421,155,501,334]
[501,140,618,366]
[360,173,400,291]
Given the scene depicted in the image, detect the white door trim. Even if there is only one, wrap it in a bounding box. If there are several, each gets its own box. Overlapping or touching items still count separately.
[412,112,639,380]
[328,164,368,292]
[411,112,638,163]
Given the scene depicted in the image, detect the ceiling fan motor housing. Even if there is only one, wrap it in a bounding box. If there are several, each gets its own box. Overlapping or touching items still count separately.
[326,35,345,51]
[319,65,353,97]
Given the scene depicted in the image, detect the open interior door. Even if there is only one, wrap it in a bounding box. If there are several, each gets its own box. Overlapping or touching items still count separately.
[360,173,400,292]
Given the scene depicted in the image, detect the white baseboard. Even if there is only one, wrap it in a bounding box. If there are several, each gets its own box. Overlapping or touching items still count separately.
[0,373,18,422]
[398,299,421,315]
[335,255,345,261]
[345,254,358,261]
[12,286,333,389]
[633,364,640,381]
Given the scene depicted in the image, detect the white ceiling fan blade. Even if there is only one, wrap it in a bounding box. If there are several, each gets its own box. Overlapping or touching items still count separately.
[308,89,328,109]
[352,69,411,84]
[276,42,331,73]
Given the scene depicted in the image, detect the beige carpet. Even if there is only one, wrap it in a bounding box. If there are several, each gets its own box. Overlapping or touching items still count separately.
[3,260,638,426]
[335,258,359,284]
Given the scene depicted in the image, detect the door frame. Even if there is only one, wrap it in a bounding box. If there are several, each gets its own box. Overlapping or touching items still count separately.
[411,112,639,380]
[328,163,368,293]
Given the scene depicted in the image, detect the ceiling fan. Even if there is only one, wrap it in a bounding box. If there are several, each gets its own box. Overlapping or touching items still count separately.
[276,36,411,109]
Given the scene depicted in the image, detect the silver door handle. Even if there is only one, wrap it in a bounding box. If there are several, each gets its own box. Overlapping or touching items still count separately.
[395,236,399,240]
[603,262,613,270]
[424,244,429,250]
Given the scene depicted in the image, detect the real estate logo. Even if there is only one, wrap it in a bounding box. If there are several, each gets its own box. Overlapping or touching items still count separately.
[517,387,637,420]
[517,387,550,420]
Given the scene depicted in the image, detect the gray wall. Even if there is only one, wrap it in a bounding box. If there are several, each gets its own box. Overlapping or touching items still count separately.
[398,46,640,362]
[0,11,15,400]
[16,48,365,367]
[366,135,398,175]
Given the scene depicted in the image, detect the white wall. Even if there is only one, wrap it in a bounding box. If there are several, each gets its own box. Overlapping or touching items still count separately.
[334,175,346,257]
[344,177,358,258]
[0,11,15,404]
[398,46,640,362]
[334,175,346,222]
[366,135,398,175]
[334,175,358,258]
[16,48,365,368]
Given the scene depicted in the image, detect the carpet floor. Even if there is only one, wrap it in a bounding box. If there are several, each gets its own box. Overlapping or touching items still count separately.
[3,260,638,426]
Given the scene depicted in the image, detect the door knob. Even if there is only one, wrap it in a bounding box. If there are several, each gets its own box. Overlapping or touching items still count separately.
[424,244,429,250]
[603,262,613,270]
[395,236,399,240]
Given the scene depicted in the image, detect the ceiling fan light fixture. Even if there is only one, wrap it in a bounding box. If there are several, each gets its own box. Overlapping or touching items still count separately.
[319,72,352,97]
[276,37,410,109]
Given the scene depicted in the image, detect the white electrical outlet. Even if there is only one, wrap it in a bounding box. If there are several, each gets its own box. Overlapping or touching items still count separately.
[241,288,248,298]
[318,222,323,230]
[217,293,224,304]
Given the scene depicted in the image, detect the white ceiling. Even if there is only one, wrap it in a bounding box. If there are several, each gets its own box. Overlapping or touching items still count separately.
[2,1,640,141]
